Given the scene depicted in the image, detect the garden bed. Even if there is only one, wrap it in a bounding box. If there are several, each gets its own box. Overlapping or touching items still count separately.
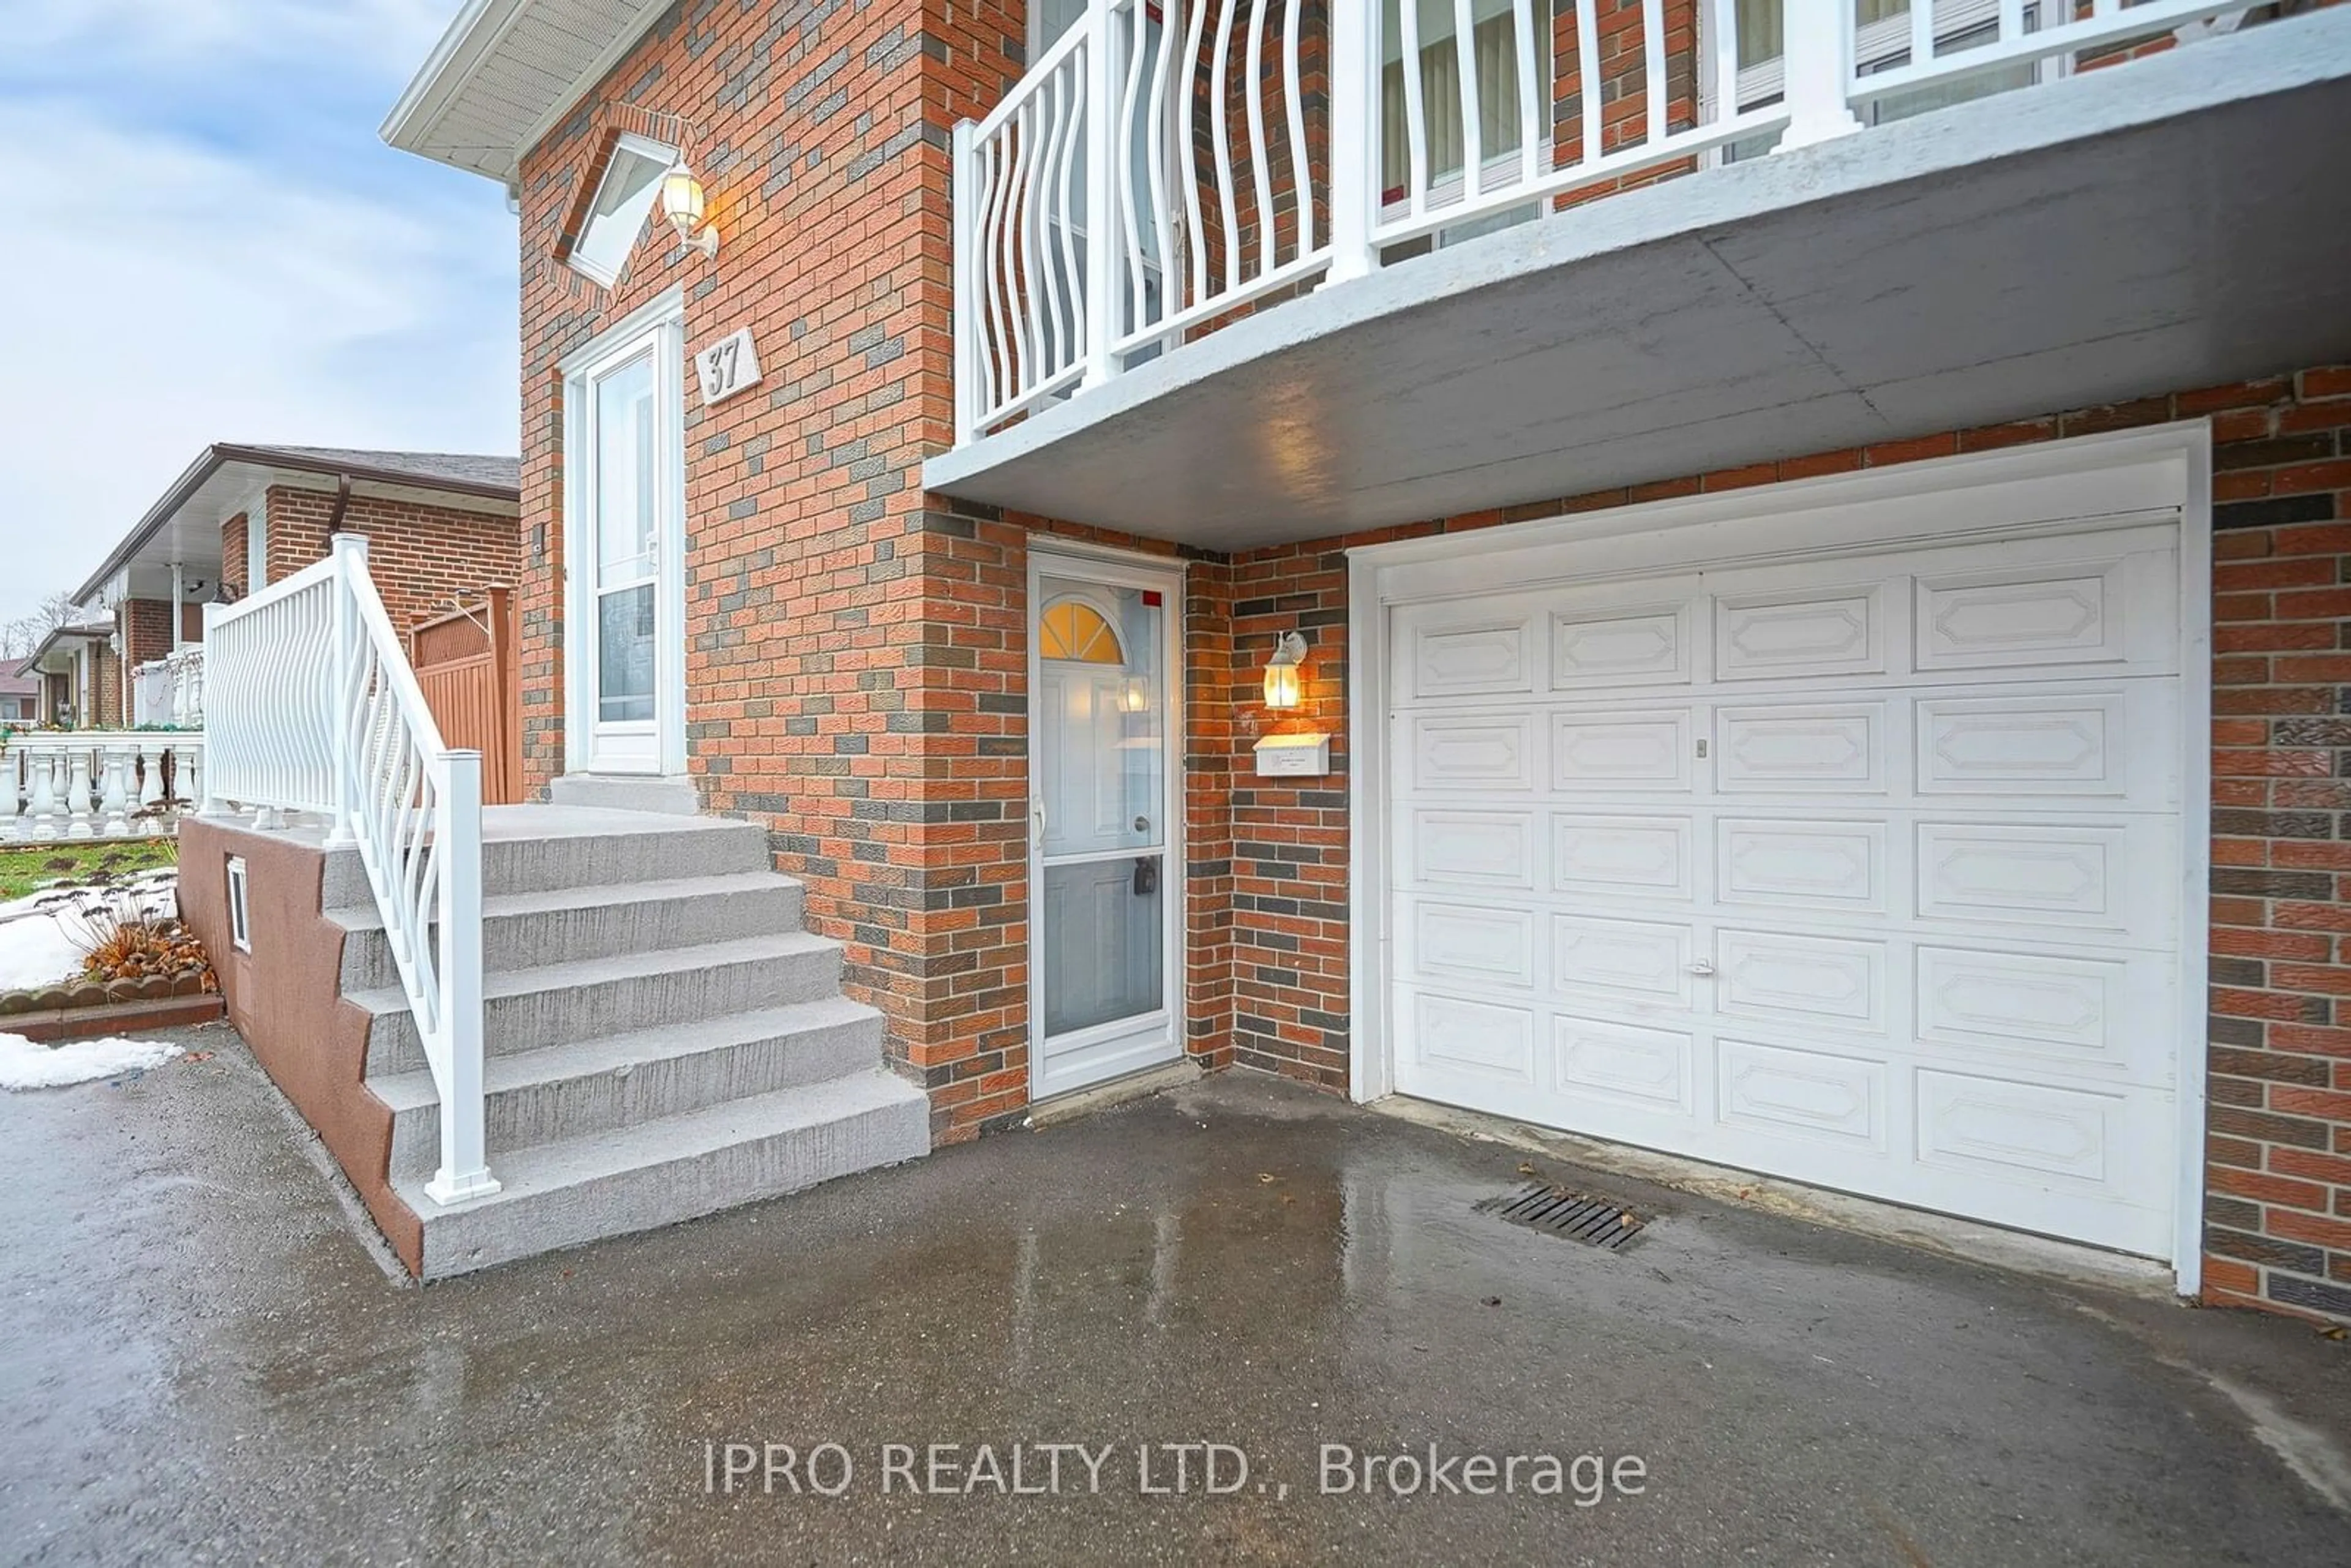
[0,861,222,1042]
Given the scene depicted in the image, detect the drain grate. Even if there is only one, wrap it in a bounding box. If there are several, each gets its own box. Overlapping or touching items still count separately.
[1475,1183,1646,1250]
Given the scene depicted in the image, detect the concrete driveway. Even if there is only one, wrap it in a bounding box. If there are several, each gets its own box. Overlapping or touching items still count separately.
[2,1023,2346,1566]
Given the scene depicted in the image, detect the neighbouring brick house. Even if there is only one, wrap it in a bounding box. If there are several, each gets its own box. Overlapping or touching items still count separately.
[58,444,522,729]
[0,657,43,725]
[350,0,2351,1307]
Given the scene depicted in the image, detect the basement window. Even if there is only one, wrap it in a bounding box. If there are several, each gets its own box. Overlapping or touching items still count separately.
[567,133,676,288]
[225,856,251,954]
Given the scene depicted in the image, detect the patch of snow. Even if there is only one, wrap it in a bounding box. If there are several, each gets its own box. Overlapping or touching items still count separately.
[0,1032,184,1090]
[0,873,179,992]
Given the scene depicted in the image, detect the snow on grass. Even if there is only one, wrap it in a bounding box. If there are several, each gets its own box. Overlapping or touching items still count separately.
[0,1032,183,1090]
[0,871,178,992]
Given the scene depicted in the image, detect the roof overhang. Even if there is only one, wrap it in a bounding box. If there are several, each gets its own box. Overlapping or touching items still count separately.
[25,621,117,677]
[69,446,522,609]
[382,0,672,184]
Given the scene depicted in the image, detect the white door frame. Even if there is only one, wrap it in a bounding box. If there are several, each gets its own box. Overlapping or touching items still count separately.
[1347,422,2214,1294]
[560,288,689,778]
[1026,539,1190,1100]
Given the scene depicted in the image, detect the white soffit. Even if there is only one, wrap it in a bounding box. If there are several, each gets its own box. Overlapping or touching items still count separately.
[382,0,672,184]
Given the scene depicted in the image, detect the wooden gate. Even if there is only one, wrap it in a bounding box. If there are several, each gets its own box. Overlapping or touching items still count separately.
[410,588,522,806]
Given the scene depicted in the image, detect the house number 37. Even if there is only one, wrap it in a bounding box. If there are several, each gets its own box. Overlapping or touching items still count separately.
[696,328,762,407]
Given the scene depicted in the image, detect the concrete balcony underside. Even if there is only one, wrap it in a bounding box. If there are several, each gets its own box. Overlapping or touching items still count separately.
[923,11,2351,552]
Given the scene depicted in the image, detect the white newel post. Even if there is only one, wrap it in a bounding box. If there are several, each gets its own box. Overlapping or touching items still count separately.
[179,741,206,817]
[196,604,228,816]
[1777,0,1863,150]
[1080,0,1119,390]
[951,118,978,445]
[1323,0,1379,285]
[424,749,498,1206]
[63,748,96,839]
[2,748,20,843]
[324,533,367,848]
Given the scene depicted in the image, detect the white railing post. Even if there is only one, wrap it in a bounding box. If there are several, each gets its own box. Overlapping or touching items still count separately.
[952,116,980,444]
[323,533,368,848]
[135,739,166,833]
[1324,0,1380,285]
[2,746,20,843]
[1081,0,1119,389]
[1778,0,1863,151]
[424,749,498,1206]
[195,604,230,816]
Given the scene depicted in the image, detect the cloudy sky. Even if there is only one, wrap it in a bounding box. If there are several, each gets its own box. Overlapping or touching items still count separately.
[0,0,519,625]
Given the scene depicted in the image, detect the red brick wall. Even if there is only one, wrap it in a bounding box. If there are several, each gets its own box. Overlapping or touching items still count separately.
[511,2,1029,1140]
[220,514,249,602]
[261,487,520,636]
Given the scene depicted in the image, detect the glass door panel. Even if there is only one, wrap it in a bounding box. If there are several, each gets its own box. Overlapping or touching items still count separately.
[1033,570,1180,1096]
[593,351,659,727]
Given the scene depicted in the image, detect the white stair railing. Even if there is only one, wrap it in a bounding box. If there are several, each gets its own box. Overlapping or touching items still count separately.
[204,534,495,1206]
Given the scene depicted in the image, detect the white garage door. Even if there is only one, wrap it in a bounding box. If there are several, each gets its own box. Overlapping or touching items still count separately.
[1387,518,2186,1256]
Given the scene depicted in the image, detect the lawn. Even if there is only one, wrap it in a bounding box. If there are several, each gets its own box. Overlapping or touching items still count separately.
[0,840,181,902]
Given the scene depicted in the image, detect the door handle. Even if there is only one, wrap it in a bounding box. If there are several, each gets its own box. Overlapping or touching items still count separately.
[1688,961,1715,978]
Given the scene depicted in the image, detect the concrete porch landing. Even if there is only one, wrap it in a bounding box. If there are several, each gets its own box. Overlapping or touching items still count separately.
[7,1049,2347,1564]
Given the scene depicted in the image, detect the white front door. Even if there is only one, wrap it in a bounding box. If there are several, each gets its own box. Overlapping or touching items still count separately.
[1030,552,1185,1099]
[1384,514,2192,1258]
[566,300,686,776]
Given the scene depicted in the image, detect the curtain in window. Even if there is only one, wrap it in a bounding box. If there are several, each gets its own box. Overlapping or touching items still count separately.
[1380,4,1545,197]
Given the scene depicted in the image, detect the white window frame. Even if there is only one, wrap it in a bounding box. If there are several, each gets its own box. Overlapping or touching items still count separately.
[566,131,678,290]
[1346,422,2214,1297]
[225,855,252,954]
[560,288,689,779]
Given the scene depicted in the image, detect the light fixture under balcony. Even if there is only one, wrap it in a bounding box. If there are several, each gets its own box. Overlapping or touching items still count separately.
[1263,632,1307,710]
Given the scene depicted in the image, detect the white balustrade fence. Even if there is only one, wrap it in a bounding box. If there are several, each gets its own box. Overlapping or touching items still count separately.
[3,733,204,842]
[132,647,206,730]
[954,0,2254,439]
[204,534,494,1208]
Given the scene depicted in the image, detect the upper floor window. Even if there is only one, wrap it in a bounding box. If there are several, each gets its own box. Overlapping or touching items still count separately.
[569,133,677,288]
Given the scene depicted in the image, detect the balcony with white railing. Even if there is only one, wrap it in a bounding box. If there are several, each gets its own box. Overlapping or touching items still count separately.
[931,0,2351,544]
[132,646,205,730]
[3,732,206,842]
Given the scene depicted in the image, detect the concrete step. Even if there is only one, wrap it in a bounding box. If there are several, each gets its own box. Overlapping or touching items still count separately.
[356,932,845,1075]
[332,872,807,988]
[373,997,887,1178]
[394,1070,932,1278]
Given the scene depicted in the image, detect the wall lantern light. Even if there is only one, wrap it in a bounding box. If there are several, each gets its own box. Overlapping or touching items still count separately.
[662,161,720,260]
[1119,675,1152,715]
[1263,632,1307,710]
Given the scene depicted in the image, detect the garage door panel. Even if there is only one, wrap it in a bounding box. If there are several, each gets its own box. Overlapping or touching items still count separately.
[1715,703,1888,793]
[1718,818,1886,912]
[1410,715,1535,791]
[1914,819,2173,939]
[1553,1015,1693,1112]
[1551,602,1695,688]
[1718,1038,1888,1150]
[1550,709,1695,792]
[1404,989,1537,1082]
[1408,809,1537,890]
[1914,557,2129,672]
[1384,509,2186,1261]
[1715,928,1889,1032]
[1553,814,1697,902]
[1410,616,1535,698]
[1914,944,2173,1082]
[1551,914,1695,1008]
[1408,900,1535,988]
[1715,585,1888,681]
